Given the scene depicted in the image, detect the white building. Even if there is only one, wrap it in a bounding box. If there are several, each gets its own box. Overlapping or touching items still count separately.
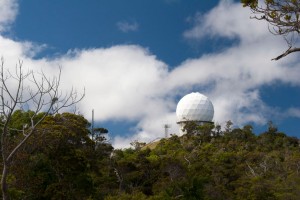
[176,92,214,135]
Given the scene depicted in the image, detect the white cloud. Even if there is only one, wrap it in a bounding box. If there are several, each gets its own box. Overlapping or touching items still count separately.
[0,0,18,32]
[54,46,169,120]
[286,108,300,118]
[1,0,299,149]
[183,0,268,43]
[117,20,139,33]
[174,0,300,128]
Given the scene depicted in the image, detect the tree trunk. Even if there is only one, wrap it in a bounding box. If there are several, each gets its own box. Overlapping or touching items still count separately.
[1,164,9,200]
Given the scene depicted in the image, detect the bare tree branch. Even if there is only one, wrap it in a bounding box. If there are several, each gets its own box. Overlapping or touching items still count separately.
[246,162,257,177]
[0,59,84,200]
[272,46,300,60]
[242,0,300,60]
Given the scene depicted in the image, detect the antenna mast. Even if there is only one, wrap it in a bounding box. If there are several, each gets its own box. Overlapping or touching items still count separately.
[164,124,171,138]
[92,109,94,140]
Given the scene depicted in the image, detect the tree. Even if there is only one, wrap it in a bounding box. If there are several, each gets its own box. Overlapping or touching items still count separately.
[0,59,84,200]
[241,0,300,60]
[8,112,94,199]
[3,112,115,199]
[130,140,146,151]
[93,127,109,145]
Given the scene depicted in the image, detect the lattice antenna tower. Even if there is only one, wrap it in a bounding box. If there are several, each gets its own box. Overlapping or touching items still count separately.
[91,109,94,140]
[163,124,171,138]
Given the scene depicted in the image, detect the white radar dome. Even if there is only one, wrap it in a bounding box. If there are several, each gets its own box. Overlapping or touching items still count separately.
[176,92,214,123]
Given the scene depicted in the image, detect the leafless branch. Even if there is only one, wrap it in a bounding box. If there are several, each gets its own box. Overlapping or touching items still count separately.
[184,155,191,166]
[246,162,257,177]
[272,46,300,60]
[243,0,300,60]
[0,59,84,199]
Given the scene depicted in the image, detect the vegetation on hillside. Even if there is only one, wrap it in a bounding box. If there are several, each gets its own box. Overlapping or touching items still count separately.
[1,111,299,199]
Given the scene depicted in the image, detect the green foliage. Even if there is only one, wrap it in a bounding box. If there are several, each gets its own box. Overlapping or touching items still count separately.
[241,0,258,8]
[130,140,146,151]
[105,192,148,200]
[107,122,300,199]
[2,112,300,199]
[2,111,114,199]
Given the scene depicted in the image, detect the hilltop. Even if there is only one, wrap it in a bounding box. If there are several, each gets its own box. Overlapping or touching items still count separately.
[3,112,300,199]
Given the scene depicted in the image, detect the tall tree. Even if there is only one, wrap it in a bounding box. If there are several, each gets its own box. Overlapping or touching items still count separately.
[0,59,84,200]
[241,0,300,60]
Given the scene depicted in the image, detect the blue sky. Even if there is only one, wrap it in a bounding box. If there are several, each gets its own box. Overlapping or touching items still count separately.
[0,0,299,148]
[13,0,219,65]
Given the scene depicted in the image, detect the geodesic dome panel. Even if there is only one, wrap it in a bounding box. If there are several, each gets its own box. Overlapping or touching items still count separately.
[176,92,214,122]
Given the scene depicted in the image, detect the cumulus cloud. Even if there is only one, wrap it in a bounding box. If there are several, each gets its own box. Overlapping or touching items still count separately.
[57,46,169,121]
[183,0,268,42]
[117,20,139,33]
[286,108,300,118]
[175,0,300,126]
[0,0,18,32]
[1,0,299,148]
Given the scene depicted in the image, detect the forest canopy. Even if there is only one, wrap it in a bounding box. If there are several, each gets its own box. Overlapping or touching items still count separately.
[0,111,299,199]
